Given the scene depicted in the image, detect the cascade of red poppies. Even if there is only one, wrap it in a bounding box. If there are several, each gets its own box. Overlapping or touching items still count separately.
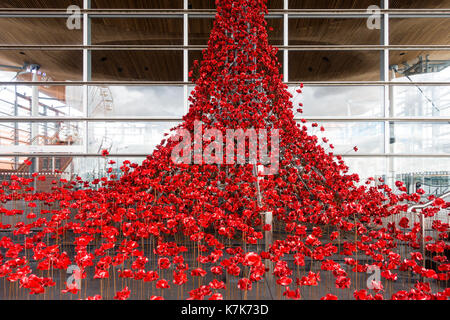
[0,0,449,300]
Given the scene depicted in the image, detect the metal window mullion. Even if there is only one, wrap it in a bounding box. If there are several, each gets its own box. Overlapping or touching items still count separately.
[381,0,393,186]
[83,0,91,155]
[283,0,289,82]
[183,0,189,114]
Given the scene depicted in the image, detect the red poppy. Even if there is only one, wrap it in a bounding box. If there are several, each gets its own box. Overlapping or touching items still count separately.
[114,287,131,300]
[158,258,171,270]
[209,279,226,290]
[209,293,223,300]
[276,276,292,286]
[237,278,252,291]
[243,252,261,266]
[156,279,170,289]
[321,294,338,300]
[191,268,207,277]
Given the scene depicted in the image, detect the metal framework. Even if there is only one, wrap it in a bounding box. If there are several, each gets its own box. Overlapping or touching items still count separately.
[0,0,449,183]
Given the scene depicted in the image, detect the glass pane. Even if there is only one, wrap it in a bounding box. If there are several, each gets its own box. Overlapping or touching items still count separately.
[189,50,284,78]
[189,18,213,45]
[88,121,179,154]
[0,18,82,45]
[189,0,215,9]
[0,51,83,81]
[189,17,280,45]
[0,156,147,194]
[289,51,381,81]
[390,51,450,82]
[392,158,450,196]
[391,18,450,45]
[341,157,386,183]
[91,51,183,81]
[0,121,85,153]
[289,18,380,45]
[189,0,283,9]
[72,156,147,181]
[300,121,385,154]
[92,0,183,8]
[392,86,450,117]
[91,18,184,45]
[88,86,185,117]
[0,156,79,198]
[289,85,384,117]
[0,85,84,118]
[392,122,450,154]
[289,0,374,9]
[390,1,450,9]
[267,18,283,45]
[1,0,82,8]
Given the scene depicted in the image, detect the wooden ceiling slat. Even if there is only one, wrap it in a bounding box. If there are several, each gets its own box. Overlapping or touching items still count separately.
[0,0,448,83]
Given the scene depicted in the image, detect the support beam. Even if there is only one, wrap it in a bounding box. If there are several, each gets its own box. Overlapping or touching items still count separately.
[83,0,91,155]
[283,0,288,82]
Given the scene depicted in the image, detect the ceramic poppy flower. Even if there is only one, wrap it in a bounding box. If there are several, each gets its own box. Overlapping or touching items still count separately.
[283,287,301,300]
[237,278,252,291]
[158,258,171,270]
[276,276,292,286]
[321,294,338,300]
[156,279,170,289]
[114,287,131,300]
[191,268,207,277]
[209,293,223,300]
[0,0,448,302]
[243,252,261,266]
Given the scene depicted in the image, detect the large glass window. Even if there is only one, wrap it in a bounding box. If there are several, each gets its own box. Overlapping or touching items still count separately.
[0,1,448,194]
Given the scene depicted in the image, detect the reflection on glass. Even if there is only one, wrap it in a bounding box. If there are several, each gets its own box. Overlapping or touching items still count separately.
[267,18,283,45]
[190,18,281,45]
[390,18,450,45]
[0,18,82,45]
[341,157,386,183]
[73,156,147,181]
[390,1,450,9]
[92,0,182,8]
[390,51,450,82]
[288,0,374,8]
[1,0,81,8]
[189,18,214,45]
[391,65,450,117]
[0,51,82,81]
[393,86,450,117]
[392,158,450,195]
[289,18,379,45]
[301,121,385,154]
[88,121,180,155]
[0,121,85,153]
[0,85,84,118]
[189,0,283,8]
[87,86,185,117]
[289,51,380,81]
[92,51,183,81]
[289,86,384,117]
[392,122,450,154]
[91,18,183,45]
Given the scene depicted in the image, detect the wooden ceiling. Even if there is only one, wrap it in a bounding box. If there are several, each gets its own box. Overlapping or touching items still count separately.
[1,0,449,9]
[0,0,448,82]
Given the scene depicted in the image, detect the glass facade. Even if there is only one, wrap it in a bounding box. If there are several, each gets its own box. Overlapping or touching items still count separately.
[0,0,449,195]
